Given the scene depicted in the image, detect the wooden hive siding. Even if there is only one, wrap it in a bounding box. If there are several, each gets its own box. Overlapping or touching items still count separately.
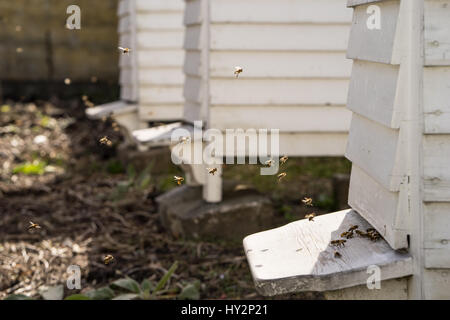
[183,0,353,156]
[118,0,185,121]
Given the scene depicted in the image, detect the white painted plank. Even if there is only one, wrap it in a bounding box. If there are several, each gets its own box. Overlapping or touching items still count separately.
[423,67,450,133]
[424,202,450,268]
[133,12,183,31]
[139,105,184,121]
[243,209,413,296]
[135,0,184,12]
[210,79,349,105]
[423,134,450,201]
[210,24,350,51]
[138,69,184,85]
[184,0,202,25]
[118,0,131,16]
[423,270,450,299]
[347,60,401,128]
[277,133,348,156]
[136,50,184,68]
[347,1,401,64]
[183,75,203,104]
[121,85,138,102]
[210,51,352,79]
[184,25,203,50]
[347,0,388,6]
[424,0,450,66]
[345,113,404,191]
[183,100,203,124]
[209,106,351,132]
[211,0,352,24]
[348,164,408,249]
[184,50,202,77]
[86,101,137,119]
[137,31,183,49]
[140,85,184,104]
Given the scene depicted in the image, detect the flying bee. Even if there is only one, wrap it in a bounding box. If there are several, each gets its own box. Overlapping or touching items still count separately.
[305,213,315,221]
[28,221,41,230]
[277,172,287,182]
[174,176,184,185]
[103,254,114,265]
[265,159,274,167]
[330,239,346,248]
[334,251,342,258]
[207,168,218,175]
[99,136,112,146]
[234,66,243,78]
[302,197,313,206]
[178,136,190,144]
[280,155,288,164]
[348,225,359,232]
[118,46,131,54]
[112,122,120,131]
[340,231,354,239]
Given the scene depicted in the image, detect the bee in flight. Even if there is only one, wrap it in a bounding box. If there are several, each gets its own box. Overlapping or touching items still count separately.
[234,66,243,78]
[330,239,346,248]
[103,254,114,265]
[265,159,274,167]
[302,197,313,206]
[118,46,131,54]
[207,168,218,175]
[305,213,315,221]
[178,136,190,144]
[280,155,288,164]
[174,176,184,185]
[28,221,41,230]
[99,136,112,146]
[277,172,286,182]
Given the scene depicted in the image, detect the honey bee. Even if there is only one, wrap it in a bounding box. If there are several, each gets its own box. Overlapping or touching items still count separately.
[348,225,359,232]
[174,176,184,185]
[305,213,315,221]
[334,251,342,258]
[28,221,41,230]
[103,255,114,265]
[355,230,368,238]
[302,197,313,206]
[112,122,120,131]
[99,136,112,146]
[234,66,243,78]
[178,136,190,144]
[277,172,286,182]
[340,231,354,239]
[265,159,274,167]
[207,168,218,175]
[330,239,346,247]
[367,229,381,242]
[118,46,131,54]
[280,155,288,164]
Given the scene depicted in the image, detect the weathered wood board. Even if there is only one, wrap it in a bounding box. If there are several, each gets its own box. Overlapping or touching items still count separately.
[243,209,413,296]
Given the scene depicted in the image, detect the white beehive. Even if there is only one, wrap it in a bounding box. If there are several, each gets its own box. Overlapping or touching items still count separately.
[244,0,450,299]
[183,0,353,156]
[87,0,185,131]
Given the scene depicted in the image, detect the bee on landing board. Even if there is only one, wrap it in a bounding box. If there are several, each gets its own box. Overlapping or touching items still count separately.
[103,255,114,265]
[207,168,218,175]
[340,231,354,239]
[302,197,313,206]
[348,225,359,232]
[355,229,368,238]
[174,176,184,185]
[277,172,286,182]
[334,251,342,258]
[28,221,41,230]
[280,155,288,164]
[118,47,131,54]
[330,239,346,248]
[305,213,315,221]
[234,66,243,78]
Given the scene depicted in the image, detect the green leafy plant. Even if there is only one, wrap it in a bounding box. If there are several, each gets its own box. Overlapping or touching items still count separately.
[13,160,47,175]
[110,163,153,200]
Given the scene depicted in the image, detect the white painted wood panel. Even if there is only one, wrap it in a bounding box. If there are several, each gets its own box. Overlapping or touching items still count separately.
[140,86,184,104]
[424,203,450,268]
[243,209,413,296]
[348,164,408,249]
[210,51,352,79]
[184,0,202,25]
[183,75,202,104]
[424,0,450,66]
[137,31,184,49]
[347,0,388,6]
[423,134,450,201]
[423,67,450,133]
[345,113,404,191]
[423,270,450,299]
[132,13,183,31]
[184,101,202,124]
[211,0,352,24]
[138,69,184,85]
[184,50,202,77]
[135,0,184,12]
[347,60,402,128]
[210,79,349,105]
[139,105,184,121]
[209,106,351,132]
[137,50,184,68]
[118,0,131,17]
[121,85,138,102]
[347,1,401,64]
[184,25,203,50]
[210,24,350,51]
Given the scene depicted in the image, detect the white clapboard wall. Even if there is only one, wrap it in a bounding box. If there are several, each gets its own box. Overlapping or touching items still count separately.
[244,0,450,299]
[183,0,353,156]
[118,0,185,121]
